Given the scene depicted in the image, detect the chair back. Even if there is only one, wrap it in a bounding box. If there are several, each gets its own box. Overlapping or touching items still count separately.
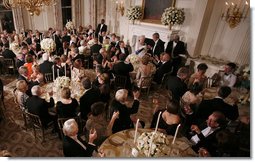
[114,74,127,90]
[25,112,42,129]
[160,70,172,88]
[44,73,53,83]
[57,116,80,138]
[3,58,14,68]
[139,77,152,89]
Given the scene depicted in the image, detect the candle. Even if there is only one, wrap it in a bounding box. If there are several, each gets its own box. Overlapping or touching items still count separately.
[64,64,67,77]
[172,124,181,145]
[52,66,55,80]
[147,132,154,157]
[244,1,249,18]
[57,69,59,78]
[224,2,229,17]
[133,119,140,143]
[154,111,162,133]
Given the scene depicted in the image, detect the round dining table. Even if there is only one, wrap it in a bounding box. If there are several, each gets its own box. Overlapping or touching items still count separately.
[99,128,198,157]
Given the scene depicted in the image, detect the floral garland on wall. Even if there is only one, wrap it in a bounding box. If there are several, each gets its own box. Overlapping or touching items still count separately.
[126,6,143,23]
[161,7,185,29]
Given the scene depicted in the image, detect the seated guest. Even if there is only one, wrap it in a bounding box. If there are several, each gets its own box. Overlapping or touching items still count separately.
[23,54,34,79]
[97,73,111,103]
[196,86,239,123]
[71,59,86,82]
[135,35,148,58]
[115,41,129,57]
[112,53,134,90]
[62,119,98,157]
[98,31,110,44]
[150,32,165,58]
[30,64,44,83]
[182,82,203,106]
[188,63,208,88]
[39,53,54,75]
[79,78,100,120]
[26,85,57,128]
[188,111,227,156]
[69,48,85,63]
[94,47,108,66]
[166,67,189,101]
[90,38,102,56]
[110,89,140,133]
[2,43,16,60]
[135,55,154,86]
[150,100,181,136]
[53,57,65,79]
[85,102,119,145]
[15,80,29,110]
[58,41,70,56]
[60,55,71,78]
[153,52,173,84]
[212,62,237,87]
[56,87,79,118]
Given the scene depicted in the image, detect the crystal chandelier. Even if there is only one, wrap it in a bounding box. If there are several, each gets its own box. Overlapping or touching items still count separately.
[3,0,56,16]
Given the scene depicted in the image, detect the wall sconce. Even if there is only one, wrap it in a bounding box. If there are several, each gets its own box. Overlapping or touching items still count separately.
[221,1,249,28]
[116,0,124,16]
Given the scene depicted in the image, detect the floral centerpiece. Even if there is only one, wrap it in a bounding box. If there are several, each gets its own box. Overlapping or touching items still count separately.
[161,7,185,29]
[66,21,74,30]
[126,6,143,24]
[54,76,70,91]
[126,53,141,72]
[136,132,170,157]
[40,38,56,54]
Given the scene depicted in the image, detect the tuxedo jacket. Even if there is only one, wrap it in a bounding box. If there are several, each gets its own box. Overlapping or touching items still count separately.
[152,39,165,57]
[166,75,187,101]
[62,35,71,43]
[165,40,186,58]
[39,60,54,75]
[2,49,16,59]
[26,96,55,126]
[79,87,101,120]
[99,35,110,44]
[153,60,173,84]
[117,47,129,56]
[17,75,39,96]
[90,44,102,56]
[96,24,107,35]
[196,98,239,123]
[63,135,97,157]
[58,47,70,56]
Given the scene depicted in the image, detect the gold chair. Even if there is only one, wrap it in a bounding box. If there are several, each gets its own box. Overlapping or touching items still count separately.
[44,73,53,83]
[137,77,153,96]
[113,74,127,90]
[3,58,15,75]
[25,112,54,142]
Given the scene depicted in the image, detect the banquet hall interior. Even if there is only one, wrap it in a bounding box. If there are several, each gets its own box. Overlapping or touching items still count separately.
[0,0,251,158]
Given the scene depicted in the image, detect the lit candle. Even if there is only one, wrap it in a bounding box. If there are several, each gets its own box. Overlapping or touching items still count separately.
[134,119,140,143]
[172,124,181,145]
[154,111,162,133]
[244,1,249,18]
[52,66,55,80]
[64,64,67,77]
[57,69,59,78]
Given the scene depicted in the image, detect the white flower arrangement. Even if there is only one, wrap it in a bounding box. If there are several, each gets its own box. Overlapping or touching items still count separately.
[161,7,185,26]
[66,21,74,30]
[54,76,70,90]
[40,38,56,53]
[136,132,169,157]
[126,53,141,72]
[126,6,143,21]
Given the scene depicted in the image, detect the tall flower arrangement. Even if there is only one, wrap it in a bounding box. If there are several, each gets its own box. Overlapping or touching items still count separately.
[40,38,56,53]
[126,6,142,23]
[161,7,185,29]
[65,21,74,30]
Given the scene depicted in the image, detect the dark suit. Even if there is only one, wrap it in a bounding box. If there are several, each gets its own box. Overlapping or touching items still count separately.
[26,96,55,127]
[110,99,140,133]
[99,36,109,44]
[196,98,239,123]
[53,64,65,78]
[63,135,97,157]
[58,47,70,56]
[62,35,71,43]
[166,75,187,101]
[90,44,102,56]
[117,47,129,56]
[165,40,186,75]
[2,49,16,60]
[152,39,165,57]
[39,60,54,75]
[112,61,134,89]
[17,75,39,96]
[153,60,173,84]
[54,34,62,53]
[79,87,100,120]
[95,24,107,37]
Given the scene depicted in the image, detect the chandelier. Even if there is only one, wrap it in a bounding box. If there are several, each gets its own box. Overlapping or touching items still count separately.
[3,0,56,16]
[221,1,249,28]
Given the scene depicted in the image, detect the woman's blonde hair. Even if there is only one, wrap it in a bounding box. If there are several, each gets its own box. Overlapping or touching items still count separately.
[115,89,128,103]
[61,87,71,99]
[62,119,78,137]
[16,80,28,92]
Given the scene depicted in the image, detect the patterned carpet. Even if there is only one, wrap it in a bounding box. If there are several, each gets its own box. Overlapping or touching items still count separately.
[0,76,165,157]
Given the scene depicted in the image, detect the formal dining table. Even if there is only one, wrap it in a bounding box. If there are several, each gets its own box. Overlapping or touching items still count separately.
[99,128,197,157]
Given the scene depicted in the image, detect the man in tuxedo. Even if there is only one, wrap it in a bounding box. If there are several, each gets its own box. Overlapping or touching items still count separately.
[2,43,16,60]
[54,30,62,55]
[166,67,189,101]
[116,41,129,57]
[26,85,57,128]
[79,78,100,120]
[62,30,71,43]
[39,53,54,75]
[188,111,227,156]
[98,31,110,44]
[165,34,186,75]
[196,86,239,123]
[150,32,165,58]
[95,19,107,37]
[153,53,173,84]
[90,38,102,56]
[112,53,134,90]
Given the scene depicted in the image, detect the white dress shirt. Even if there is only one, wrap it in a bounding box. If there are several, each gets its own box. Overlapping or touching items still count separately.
[190,126,216,144]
